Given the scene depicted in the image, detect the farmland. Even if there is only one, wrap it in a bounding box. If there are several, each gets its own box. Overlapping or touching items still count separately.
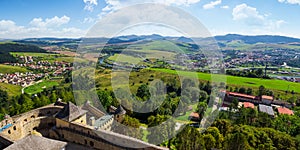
[10,52,76,63]
[0,82,22,97]
[151,68,300,93]
[0,64,29,74]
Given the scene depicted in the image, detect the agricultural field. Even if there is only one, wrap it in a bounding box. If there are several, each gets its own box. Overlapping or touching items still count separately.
[152,68,300,93]
[0,82,22,97]
[10,52,76,63]
[24,80,59,95]
[108,54,142,64]
[0,64,29,74]
[95,68,300,100]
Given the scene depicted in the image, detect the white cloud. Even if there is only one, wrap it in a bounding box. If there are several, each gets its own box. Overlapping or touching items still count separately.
[232,3,286,31]
[0,17,85,39]
[278,0,300,5]
[29,16,70,28]
[232,3,265,26]
[83,17,96,24]
[203,0,222,9]
[83,0,98,12]
[0,20,24,33]
[221,5,229,9]
[101,0,201,13]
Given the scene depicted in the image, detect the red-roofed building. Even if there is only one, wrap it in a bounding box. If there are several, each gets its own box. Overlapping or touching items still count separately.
[243,102,255,109]
[189,112,200,121]
[223,91,260,106]
[261,95,274,105]
[277,107,294,115]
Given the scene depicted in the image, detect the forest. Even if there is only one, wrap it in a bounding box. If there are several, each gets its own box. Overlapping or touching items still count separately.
[0,43,46,63]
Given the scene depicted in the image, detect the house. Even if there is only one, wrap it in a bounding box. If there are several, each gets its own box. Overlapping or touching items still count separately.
[223,91,260,106]
[261,95,273,105]
[277,107,294,115]
[259,104,275,117]
[239,102,255,109]
[189,112,200,122]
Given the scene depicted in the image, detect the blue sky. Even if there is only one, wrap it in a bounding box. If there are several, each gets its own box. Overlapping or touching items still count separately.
[0,0,300,38]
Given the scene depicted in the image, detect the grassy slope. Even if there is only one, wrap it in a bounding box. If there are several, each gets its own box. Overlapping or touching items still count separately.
[0,64,29,74]
[0,82,22,97]
[152,68,300,93]
[10,52,76,63]
[24,80,59,95]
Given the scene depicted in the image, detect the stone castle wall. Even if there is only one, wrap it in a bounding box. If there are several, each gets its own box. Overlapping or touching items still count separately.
[0,104,167,150]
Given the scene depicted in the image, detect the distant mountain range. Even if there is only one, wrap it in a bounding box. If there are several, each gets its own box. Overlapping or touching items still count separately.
[214,34,300,44]
[11,34,300,47]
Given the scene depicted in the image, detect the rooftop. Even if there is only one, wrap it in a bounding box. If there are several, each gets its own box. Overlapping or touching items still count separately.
[262,95,273,100]
[259,104,275,116]
[189,112,200,118]
[115,105,126,115]
[55,102,87,122]
[94,115,114,128]
[239,102,255,109]
[4,135,67,150]
[227,92,256,99]
[277,107,294,115]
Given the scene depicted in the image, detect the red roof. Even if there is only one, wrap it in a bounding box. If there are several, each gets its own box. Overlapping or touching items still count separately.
[189,112,200,118]
[262,95,273,100]
[277,107,294,115]
[227,92,256,99]
[243,102,255,109]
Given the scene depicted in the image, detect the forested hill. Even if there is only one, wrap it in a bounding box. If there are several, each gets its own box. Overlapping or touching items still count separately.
[214,34,300,44]
[0,43,46,63]
[0,43,46,53]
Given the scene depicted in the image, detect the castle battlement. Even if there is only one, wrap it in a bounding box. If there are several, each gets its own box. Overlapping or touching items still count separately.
[0,102,168,150]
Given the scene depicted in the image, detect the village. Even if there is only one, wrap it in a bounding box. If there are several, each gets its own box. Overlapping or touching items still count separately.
[0,55,72,87]
[189,90,295,122]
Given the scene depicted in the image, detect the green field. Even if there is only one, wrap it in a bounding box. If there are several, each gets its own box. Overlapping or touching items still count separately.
[0,64,29,74]
[108,54,142,64]
[0,82,22,97]
[138,40,190,53]
[24,80,59,94]
[151,68,300,93]
[10,52,75,63]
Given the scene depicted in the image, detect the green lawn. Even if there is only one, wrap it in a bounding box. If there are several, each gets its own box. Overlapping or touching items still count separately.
[24,80,59,95]
[0,82,22,97]
[151,68,300,93]
[0,64,29,74]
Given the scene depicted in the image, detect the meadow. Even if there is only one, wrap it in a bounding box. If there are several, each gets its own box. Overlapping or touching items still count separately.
[24,80,59,95]
[0,82,22,97]
[0,64,29,74]
[10,52,76,63]
[95,68,300,101]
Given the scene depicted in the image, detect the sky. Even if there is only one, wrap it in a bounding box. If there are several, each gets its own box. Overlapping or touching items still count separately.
[0,0,300,39]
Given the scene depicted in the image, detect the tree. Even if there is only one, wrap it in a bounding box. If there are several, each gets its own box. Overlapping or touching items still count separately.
[112,115,143,139]
[199,90,208,102]
[136,84,150,101]
[203,134,216,149]
[206,127,224,148]
[258,85,266,96]
[20,95,34,113]
[175,126,205,150]
[256,68,264,77]
[97,90,113,110]
[50,92,57,103]
[196,102,207,119]
[238,87,246,94]
[224,132,250,150]
[246,88,253,95]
